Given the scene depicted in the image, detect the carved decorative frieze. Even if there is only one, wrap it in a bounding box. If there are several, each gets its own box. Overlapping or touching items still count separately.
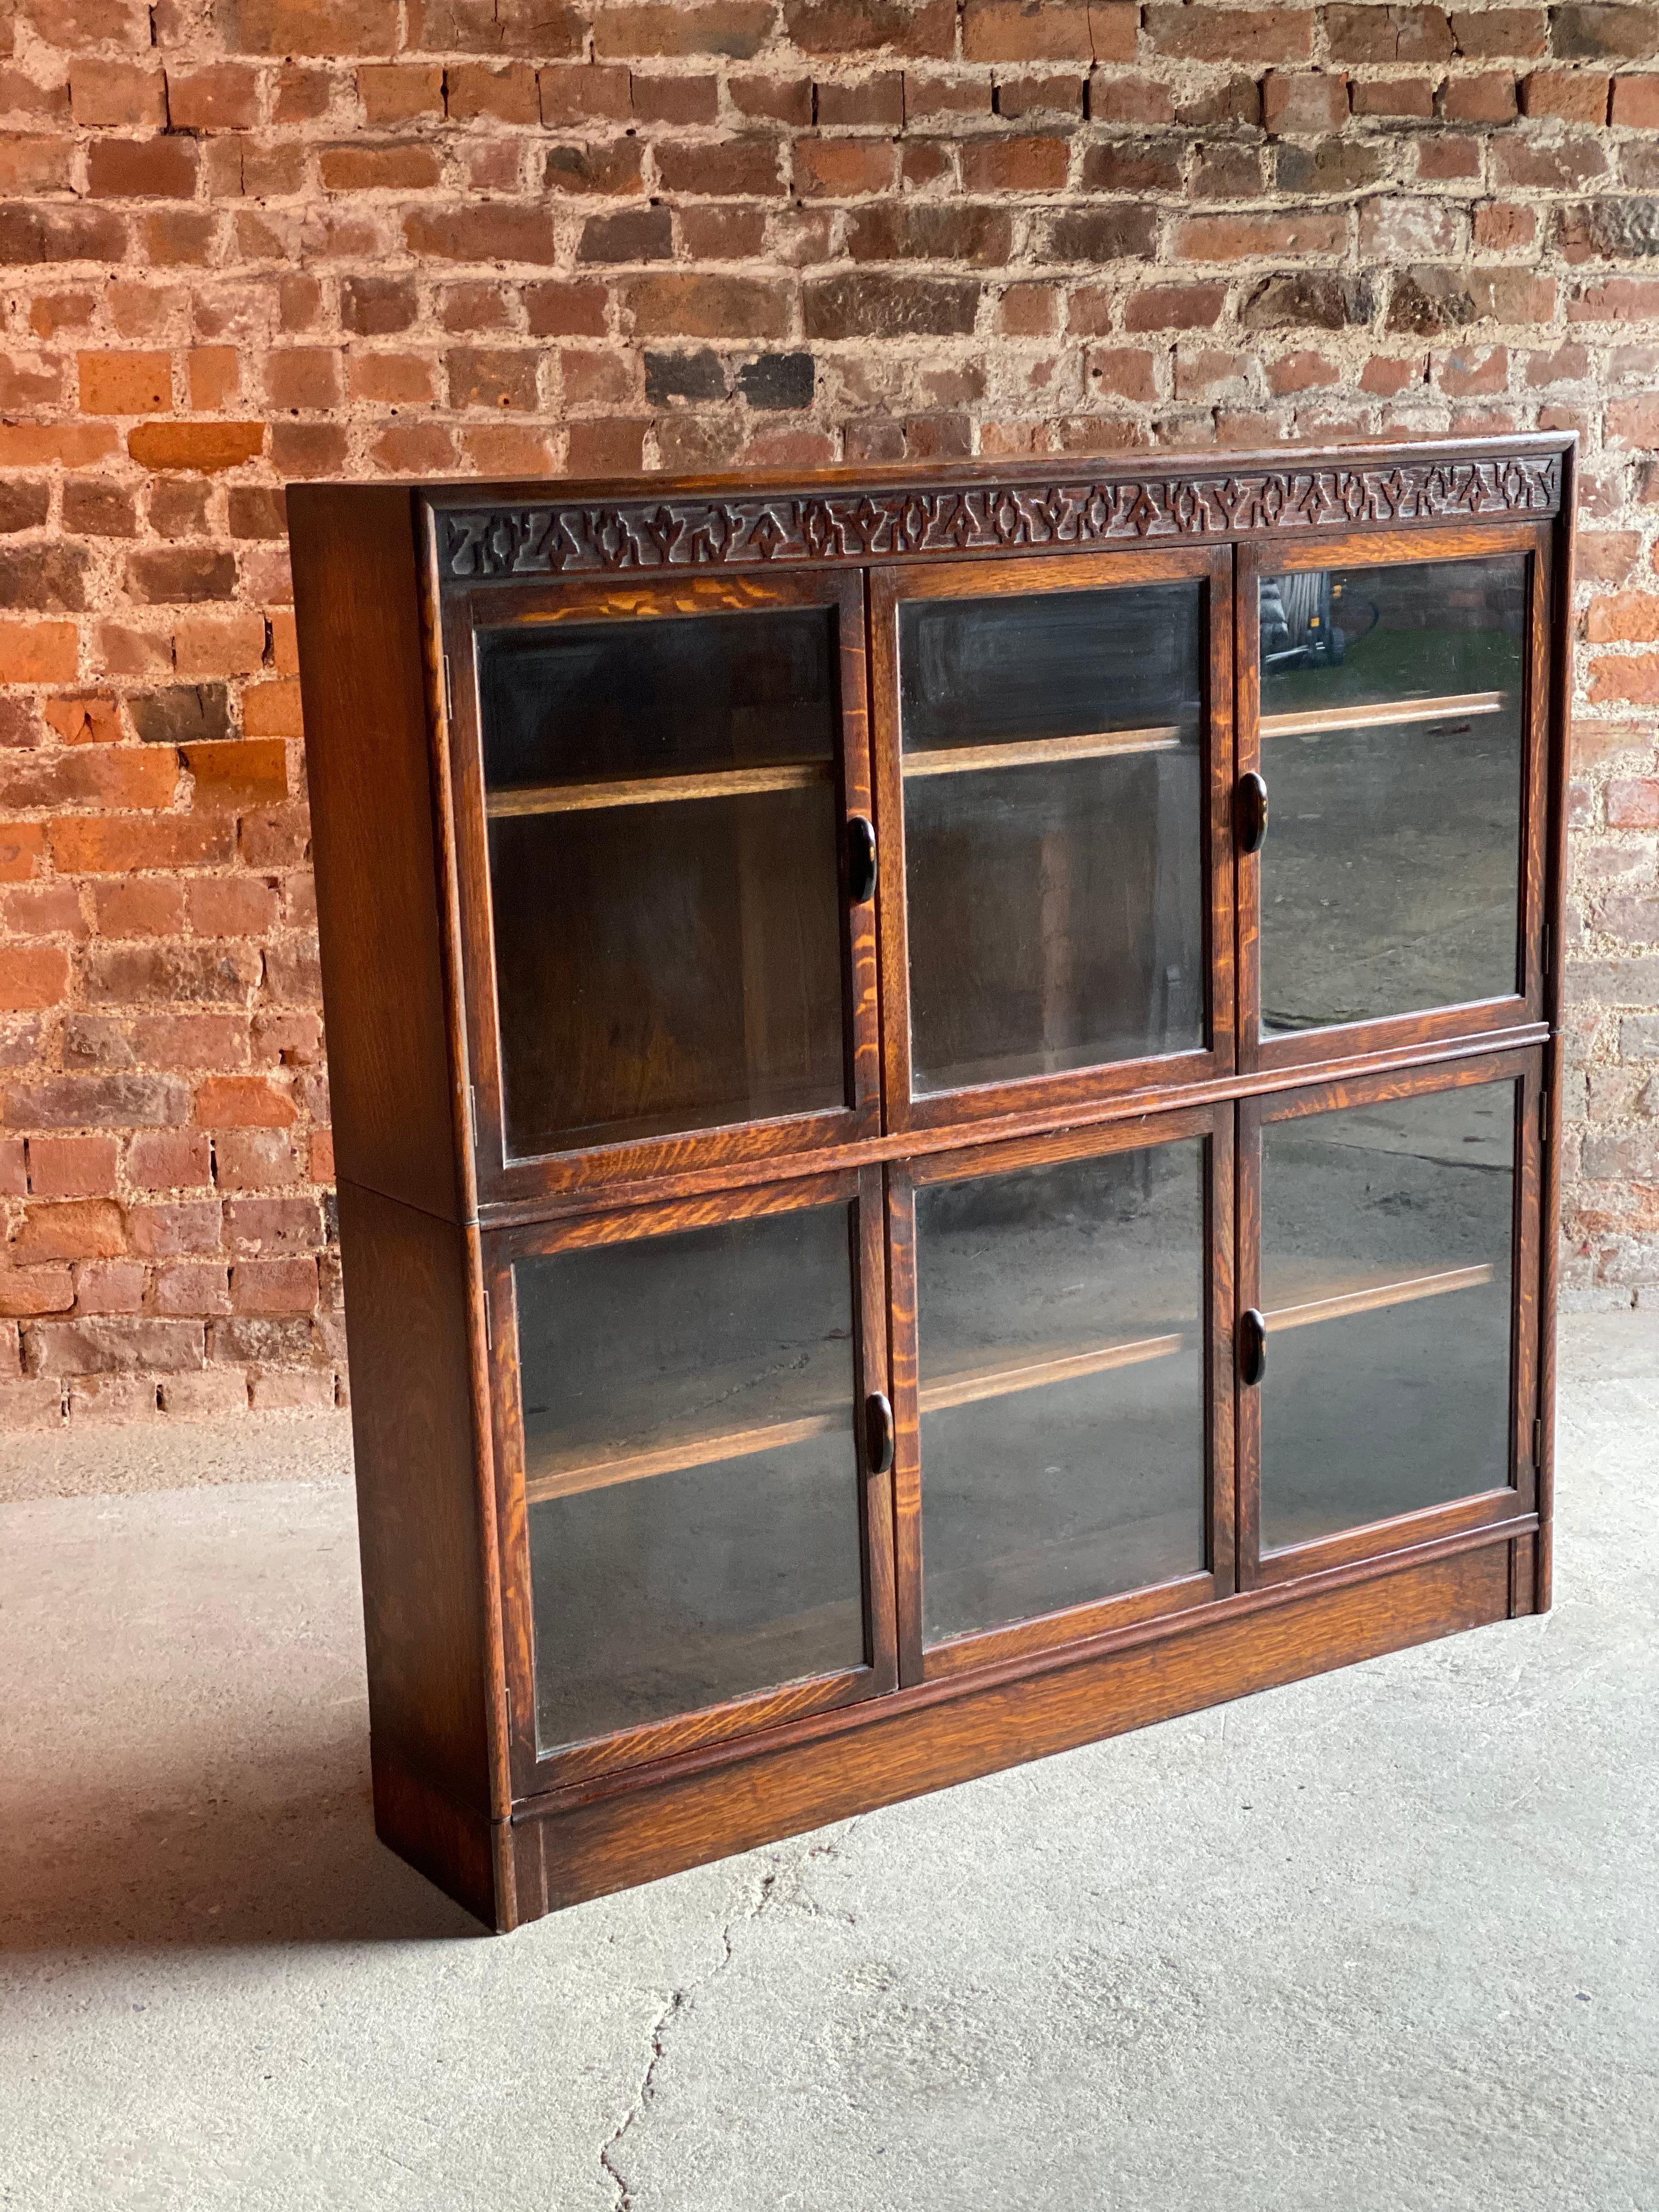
[437,451,1563,583]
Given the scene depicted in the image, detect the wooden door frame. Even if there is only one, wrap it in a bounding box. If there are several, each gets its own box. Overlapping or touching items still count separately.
[885,1101,1236,1689]
[438,566,882,1213]
[1235,1044,1544,1595]
[867,543,1237,1138]
[1236,519,1555,1079]
[483,1164,898,1798]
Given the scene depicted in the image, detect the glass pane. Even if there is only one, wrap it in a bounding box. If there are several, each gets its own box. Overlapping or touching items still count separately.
[516,1205,865,1753]
[900,583,1205,1093]
[477,608,847,1159]
[916,1142,1206,1645]
[1258,556,1526,1032]
[1259,1082,1516,1553]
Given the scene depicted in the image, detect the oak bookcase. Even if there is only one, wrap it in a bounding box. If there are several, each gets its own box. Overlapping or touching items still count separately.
[289,433,1572,1931]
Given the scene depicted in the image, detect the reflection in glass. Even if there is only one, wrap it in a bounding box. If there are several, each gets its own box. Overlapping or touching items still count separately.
[1259,1082,1516,1553]
[900,584,1205,1093]
[916,1143,1206,1645]
[1258,556,1527,1032]
[517,1206,864,1752]
[476,608,848,1159]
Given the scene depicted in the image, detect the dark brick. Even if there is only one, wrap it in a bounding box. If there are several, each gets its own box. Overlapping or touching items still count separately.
[1551,4,1659,60]
[129,684,234,747]
[125,549,238,605]
[0,543,91,612]
[1274,138,1390,194]
[644,348,730,403]
[803,272,981,338]
[844,204,1017,263]
[228,487,287,539]
[577,205,675,263]
[0,482,49,535]
[1386,266,1479,334]
[338,274,417,335]
[1560,199,1659,258]
[0,202,128,264]
[1,1076,189,1129]
[1035,206,1162,263]
[1241,270,1377,330]
[738,352,815,408]
[61,482,138,538]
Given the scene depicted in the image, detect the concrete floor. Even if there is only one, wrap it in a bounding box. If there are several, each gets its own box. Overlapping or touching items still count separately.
[2,1317,1656,2210]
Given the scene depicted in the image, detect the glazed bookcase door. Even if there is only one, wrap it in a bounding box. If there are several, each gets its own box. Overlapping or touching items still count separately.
[1237,524,1553,1075]
[1235,1049,1543,1590]
[486,1167,896,1792]
[888,1104,1235,1686]
[441,568,881,1209]
[871,546,1235,1135]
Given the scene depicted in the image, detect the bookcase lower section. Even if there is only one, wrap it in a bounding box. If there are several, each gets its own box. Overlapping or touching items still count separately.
[374,1530,1529,1933]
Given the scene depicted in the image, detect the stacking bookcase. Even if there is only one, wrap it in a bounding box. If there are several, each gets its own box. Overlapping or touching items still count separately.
[289,433,1572,1929]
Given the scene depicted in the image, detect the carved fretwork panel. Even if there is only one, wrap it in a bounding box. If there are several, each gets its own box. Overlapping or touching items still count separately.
[436,450,1563,585]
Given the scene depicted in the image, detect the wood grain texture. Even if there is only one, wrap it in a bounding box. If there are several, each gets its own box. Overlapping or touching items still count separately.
[288,442,1568,1929]
[519,1538,1511,1911]
[439,567,879,1214]
[901,726,1184,776]
[337,1180,495,1835]
[289,485,462,1222]
[1260,690,1504,739]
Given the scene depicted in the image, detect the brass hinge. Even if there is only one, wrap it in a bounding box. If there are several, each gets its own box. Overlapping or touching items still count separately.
[1532,1414,1545,1466]
[1539,1087,1550,1133]
[1541,921,1553,978]
[468,1082,480,1150]
[484,1297,493,1355]
[442,652,455,724]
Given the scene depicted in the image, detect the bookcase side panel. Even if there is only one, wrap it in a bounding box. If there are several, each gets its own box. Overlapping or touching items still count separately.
[288,484,463,1223]
[338,1178,505,1924]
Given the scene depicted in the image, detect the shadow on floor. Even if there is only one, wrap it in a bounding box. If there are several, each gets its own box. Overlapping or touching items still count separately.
[0,1731,484,1953]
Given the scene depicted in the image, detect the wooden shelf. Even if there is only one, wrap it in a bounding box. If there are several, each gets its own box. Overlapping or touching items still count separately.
[487,759,832,820]
[525,1410,839,1505]
[1260,690,1507,741]
[1265,1262,1494,1330]
[919,1331,1188,1413]
[902,725,1187,778]
[524,1264,1496,1506]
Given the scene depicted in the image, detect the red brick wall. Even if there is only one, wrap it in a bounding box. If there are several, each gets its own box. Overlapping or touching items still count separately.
[1,0,1656,1426]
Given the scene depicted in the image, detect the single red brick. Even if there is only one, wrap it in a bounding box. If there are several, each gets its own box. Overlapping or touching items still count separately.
[1443,70,1518,121]
[1590,655,1659,707]
[318,140,444,191]
[166,65,261,129]
[358,64,444,122]
[447,63,539,123]
[74,1260,146,1315]
[87,137,199,199]
[195,1076,297,1128]
[153,1262,232,1315]
[1146,2,1314,62]
[231,1257,318,1313]
[26,1136,119,1199]
[10,1199,126,1262]
[0,946,70,1012]
[793,137,898,196]
[0,823,47,883]
[69,60,166,127]
[0,1266,75,1318]
[1520,65,1611,119]
[1612,75,1659,127]
[127,1131,213,1189]
[960,134,1071,192]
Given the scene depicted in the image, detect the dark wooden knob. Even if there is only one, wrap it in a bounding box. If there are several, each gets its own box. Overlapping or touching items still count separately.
[864,1391,894,1475]
[1235,772,1269,856]
[847,815,878,904]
